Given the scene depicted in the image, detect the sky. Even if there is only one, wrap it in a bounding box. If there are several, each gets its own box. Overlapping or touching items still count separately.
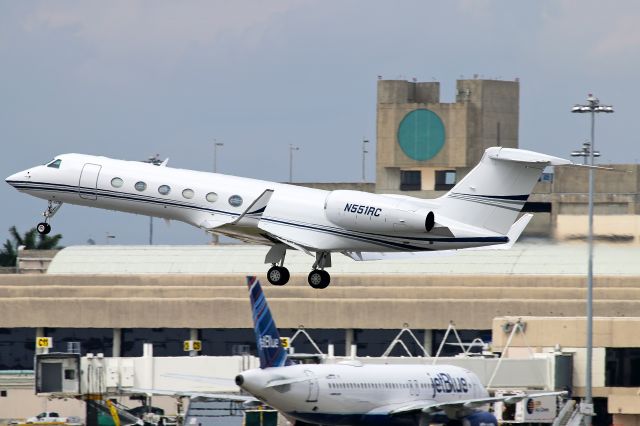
[1,0,639,246]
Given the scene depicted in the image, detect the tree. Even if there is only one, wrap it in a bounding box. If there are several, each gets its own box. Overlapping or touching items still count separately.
[0,226,63,267]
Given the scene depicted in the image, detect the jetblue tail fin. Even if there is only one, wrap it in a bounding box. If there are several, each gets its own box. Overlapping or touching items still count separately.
[438,147,570,235]
[247,276,291,369]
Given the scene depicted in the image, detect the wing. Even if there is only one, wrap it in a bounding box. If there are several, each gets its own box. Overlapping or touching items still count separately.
[161,372,236,387]
[199,189,274,230]
[123,387,257,403]
[122,374,258,403]
[342,214,533,261]
[390,391,567,415]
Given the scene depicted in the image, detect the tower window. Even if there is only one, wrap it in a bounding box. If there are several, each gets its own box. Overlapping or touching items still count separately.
[435,170,456,191]
[400,170,421,191]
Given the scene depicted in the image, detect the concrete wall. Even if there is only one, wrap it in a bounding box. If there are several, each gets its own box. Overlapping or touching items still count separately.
[492,317,640,349]
[2,274,640,329]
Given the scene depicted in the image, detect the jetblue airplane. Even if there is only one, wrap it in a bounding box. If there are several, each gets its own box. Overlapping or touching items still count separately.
[5,147,570,288]
[162,277,564,426]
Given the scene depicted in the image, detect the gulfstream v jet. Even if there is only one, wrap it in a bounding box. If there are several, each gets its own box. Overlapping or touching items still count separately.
[159,277,565,426]
[6,147,570,288]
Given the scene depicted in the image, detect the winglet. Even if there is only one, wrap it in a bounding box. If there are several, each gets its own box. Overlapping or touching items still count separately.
[247,276,291,369]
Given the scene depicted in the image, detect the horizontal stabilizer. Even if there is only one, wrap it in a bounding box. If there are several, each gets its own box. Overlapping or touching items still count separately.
[487,148,571,166]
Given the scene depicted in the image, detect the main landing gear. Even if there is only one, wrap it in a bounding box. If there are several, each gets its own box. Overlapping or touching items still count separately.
[265,244,290,286]
[36,201,63,235]
[307,251,331,290]
[264,245,332,289]
[267,265,290,286]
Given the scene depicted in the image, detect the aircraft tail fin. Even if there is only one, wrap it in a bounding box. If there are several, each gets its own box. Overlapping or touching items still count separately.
[247,276,291,369]
[438,147,570,235]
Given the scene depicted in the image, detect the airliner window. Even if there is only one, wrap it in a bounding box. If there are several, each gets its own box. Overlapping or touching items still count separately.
[110,177,124,188]
[158,185,171,195]
[47,159,61,169]
[228,195,243,207]
[206,192,218,203]
[182,189,194,199]
[135,181,147,192]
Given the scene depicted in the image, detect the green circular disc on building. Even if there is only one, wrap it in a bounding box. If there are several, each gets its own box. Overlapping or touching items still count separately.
[397,109,446,161]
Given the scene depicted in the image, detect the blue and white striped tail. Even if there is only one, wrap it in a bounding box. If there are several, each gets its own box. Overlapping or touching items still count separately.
[247,276,291,369]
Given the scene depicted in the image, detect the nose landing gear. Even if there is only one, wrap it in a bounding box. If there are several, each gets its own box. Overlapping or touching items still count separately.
[36,201,63,235]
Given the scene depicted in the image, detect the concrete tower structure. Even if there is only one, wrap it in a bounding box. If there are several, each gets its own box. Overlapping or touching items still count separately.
[375,78,519,195]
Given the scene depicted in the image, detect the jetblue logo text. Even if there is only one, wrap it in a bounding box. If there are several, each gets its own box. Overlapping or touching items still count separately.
[344,204,382,217]
[428,373,469,398]
[259,335,280,349]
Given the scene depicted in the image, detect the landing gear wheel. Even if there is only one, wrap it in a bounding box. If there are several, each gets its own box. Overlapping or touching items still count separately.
[267,266,290,286]
[36,222,51,235]
[307,269,330,289]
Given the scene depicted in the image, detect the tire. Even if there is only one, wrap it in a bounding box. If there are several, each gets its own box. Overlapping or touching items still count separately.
[267,266,289,286]
[37,222,50,235]
[308,270,330,289]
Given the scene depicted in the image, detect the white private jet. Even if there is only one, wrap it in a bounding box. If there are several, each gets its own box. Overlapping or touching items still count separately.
[6,147,570,288]
[152,277,566,426]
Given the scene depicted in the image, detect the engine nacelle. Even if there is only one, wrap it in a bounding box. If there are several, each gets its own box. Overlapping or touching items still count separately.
[460,412,498,426]
[324,190,435,233]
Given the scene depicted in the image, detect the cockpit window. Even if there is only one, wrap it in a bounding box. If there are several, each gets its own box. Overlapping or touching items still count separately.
[47,159,62,169]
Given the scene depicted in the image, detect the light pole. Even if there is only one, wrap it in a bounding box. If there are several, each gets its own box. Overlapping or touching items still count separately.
[213,140,224,173]
[571,94,613,422]
[571,141,600,165]
[145,154,163,245]
[362,138,369,182]
[289,144,299,183]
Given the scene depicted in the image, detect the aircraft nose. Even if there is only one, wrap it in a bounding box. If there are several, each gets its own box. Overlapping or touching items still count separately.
[6,169,32,187]
[5,171,23,187]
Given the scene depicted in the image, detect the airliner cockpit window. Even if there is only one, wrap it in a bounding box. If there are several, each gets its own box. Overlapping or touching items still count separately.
[47,159,62,169]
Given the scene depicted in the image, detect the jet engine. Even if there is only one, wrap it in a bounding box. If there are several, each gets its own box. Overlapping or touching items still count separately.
[324,190,435,233]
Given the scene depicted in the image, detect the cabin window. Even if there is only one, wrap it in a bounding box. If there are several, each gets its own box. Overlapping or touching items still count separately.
[228,195,243,207]
[110,177,124,188]
[182,189,195,199]
[206,192,218,203]
[158,185,171,195]
[47,159,62,169]
[135,181,147,192]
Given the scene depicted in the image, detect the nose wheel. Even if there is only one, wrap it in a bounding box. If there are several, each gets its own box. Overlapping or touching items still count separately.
[36,222,51,235]
[267,265,290,286]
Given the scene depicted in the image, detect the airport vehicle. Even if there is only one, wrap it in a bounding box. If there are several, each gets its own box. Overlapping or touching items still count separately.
[5,147,570,288]
[227,277,566,426]
[25,412,68,424]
